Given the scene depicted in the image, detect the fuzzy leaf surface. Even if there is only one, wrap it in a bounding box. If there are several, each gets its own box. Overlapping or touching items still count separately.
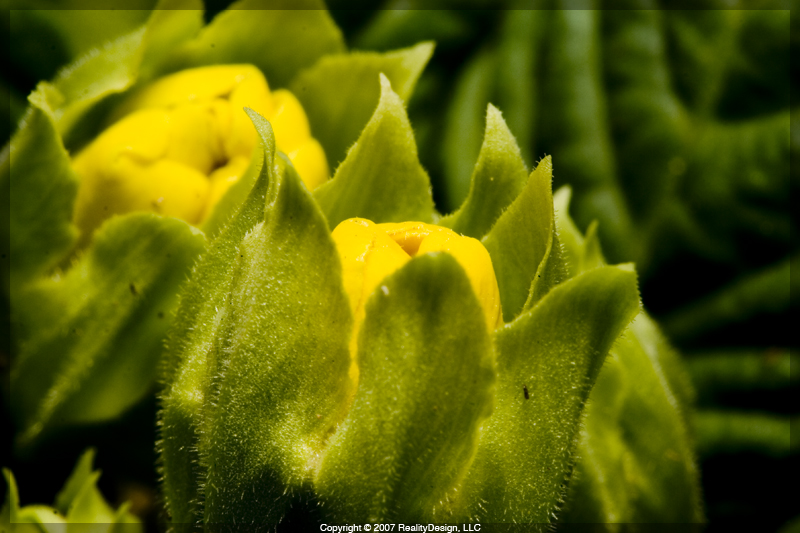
[482,156,567,322]
[159,116,276,524]
[316,253,494,523]
[314,74,435,228]
[291,41,433,169]
[440,104,528,240]
[457,265,640,523]
[11,214,204,448]
[199,111,352,525]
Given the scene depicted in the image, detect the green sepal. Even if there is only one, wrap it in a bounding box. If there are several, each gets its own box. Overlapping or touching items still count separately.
[163,0,345,89]
[159,114,275,525]
[52,3,202,142]
[291,41,433,169]
[552,186,583,273]
[11,214,205,449]
[482,156,567,322]
[437,10,545,213]
[199,143,264,239]
[160,111,352,526]
[553,193,703,524]
[563,314,705,524]
[492,9,542,167]
[3,88,80,288]
[2,2,204,290]
[7,6,151,87]
[314,73,436,228]
[439,104,528,240]
[315,253,494,523]
[455,264,640,523]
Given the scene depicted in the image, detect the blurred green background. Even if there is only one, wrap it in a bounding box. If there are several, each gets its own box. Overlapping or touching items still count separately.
[2,2,796,531]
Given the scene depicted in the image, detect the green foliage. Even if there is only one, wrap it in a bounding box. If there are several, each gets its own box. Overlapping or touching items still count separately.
[314,74,435,227]
[11,214,204,448]
[160,85,647,527]
[291,41,434,168]
[4,1,436,451]
[2,449,142,532]
[160,0,345,88]
[5,3,713,528]
[348,5,794,526]
[316,253,494,523]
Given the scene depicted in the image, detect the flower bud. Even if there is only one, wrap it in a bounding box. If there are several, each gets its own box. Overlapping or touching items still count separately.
[72,65,328,239]
[332,218,502,383]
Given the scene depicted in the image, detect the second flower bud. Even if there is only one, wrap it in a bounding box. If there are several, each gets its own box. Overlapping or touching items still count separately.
[72,64,328,240]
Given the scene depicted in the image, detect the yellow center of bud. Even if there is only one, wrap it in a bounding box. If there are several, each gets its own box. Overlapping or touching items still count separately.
[332,218,503,386]
[72,65,328,239]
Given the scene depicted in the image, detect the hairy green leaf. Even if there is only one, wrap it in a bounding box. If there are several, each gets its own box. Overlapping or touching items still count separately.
[11,214,204,448]
[4,90,80,287]
[440,104,528,240]
[198,112,351,524]
[291,41,433,169]
[165,0,345,89]
[563,314,704,524]
[314,74,435,228]
[315,253,494,523]
[159,117,275,524]
[456,265,640,523]
[483,156,567,322]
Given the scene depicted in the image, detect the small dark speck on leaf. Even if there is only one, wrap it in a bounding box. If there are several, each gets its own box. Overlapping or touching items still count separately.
[158,312,164,319]
[130,283,138,296]
[523,385,529,400]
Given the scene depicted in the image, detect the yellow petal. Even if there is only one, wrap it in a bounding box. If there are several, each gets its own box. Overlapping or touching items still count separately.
[74,109,170,171]
[73,156,209,239]
[287,137,328,191]
[225,70,274,159]
[112,64,267,119]
[165,102,227,174]
[73,64,327,239]
[270,89,311,153]
[331,218,410,386]
[416,229,503,330]
[201,155,251,221]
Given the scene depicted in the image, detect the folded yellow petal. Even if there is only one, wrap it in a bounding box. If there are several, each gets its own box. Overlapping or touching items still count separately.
[332,218,503,388]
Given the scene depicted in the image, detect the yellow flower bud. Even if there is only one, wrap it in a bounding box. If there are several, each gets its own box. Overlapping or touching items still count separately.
[72,65,328,240]
[331,218,503,385]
